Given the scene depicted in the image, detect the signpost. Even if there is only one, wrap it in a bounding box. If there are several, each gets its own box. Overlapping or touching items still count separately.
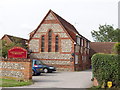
[8,47,27,58]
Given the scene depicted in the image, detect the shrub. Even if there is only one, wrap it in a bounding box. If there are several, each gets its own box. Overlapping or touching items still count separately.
[91,53,120,88]
[113,42,120,54]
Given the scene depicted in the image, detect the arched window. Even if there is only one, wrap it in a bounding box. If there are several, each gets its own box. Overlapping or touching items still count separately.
[48,30,52,52]
[55,35,59,52]
[41,36,45,52]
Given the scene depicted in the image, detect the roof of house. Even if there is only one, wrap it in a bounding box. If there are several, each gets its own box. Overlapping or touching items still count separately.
[29,30,36,37]
[52,11,80,41]
[29,10,90,42]
[1,34,28,43]
[90,42,116,55]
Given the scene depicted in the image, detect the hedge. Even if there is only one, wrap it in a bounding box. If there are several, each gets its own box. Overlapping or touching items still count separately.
[113,42,120,54]
[91,53,120,88]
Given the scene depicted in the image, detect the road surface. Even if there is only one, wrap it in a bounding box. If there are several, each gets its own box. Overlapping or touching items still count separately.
[17,69,93,88]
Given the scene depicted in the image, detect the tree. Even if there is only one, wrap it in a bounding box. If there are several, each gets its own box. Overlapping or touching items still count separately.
[0,39,28,58]
[91,25,120,42]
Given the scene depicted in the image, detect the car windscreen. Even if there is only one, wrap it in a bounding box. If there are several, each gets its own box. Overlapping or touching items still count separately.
[34,60,45,65]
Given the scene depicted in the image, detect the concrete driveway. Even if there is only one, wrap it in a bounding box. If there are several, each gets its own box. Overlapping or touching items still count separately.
[20,69,92,88]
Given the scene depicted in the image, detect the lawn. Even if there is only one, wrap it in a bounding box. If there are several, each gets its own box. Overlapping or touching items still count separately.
[0,78,33,87]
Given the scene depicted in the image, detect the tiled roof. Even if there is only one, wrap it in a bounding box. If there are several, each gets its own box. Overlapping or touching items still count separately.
[29,30,36,38]
[7,34,28,42]
[52,11,80,41]
[1,34,28,44]
[90,42,116,56]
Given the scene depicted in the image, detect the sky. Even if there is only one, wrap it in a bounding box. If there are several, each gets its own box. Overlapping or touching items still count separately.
[0,0,119,41]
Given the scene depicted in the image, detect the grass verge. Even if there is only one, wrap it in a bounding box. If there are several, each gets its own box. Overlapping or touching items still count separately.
[0,78,33,87]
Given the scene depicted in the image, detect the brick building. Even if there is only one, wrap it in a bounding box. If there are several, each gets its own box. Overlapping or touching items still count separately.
[1,34,28,46]
[90,42,116,58]
[29,10,91,71]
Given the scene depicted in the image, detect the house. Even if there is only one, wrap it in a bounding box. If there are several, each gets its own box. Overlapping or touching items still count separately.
[90,42,116,58]
[29,10,91,71]
[1,34,28,46]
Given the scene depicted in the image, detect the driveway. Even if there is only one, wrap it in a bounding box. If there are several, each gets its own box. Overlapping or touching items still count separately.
[18,69,92,88]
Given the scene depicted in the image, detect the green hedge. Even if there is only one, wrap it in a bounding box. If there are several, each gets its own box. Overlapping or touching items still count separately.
[91,53,120,88]
[113,42,120,54]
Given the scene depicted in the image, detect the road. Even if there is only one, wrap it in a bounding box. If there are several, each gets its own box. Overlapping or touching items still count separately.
[18,69,92,88]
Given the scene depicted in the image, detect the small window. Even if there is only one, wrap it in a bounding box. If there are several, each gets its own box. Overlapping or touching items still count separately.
[77,37,80,45]
[85,56,87,62]
[75,55,78,64]
[84,48,86,54]
[75,45,80,52]
[41,36,45,52]
[87,42,90,48]
[81,39,84,46]
[84,40,86,47]
[55,35,59,52]
[81,47,83,53]
[82,56,87,63]
[87,49,89,54]
[48,30,52,52]
[82,56,84,61]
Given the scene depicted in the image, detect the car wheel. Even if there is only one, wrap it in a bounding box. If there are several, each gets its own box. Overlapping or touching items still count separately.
[32,70,35,76]
[32,70,37,76]
[43,68,48,73]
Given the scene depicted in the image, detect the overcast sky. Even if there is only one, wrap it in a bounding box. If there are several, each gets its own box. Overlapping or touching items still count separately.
[0,0,119,41]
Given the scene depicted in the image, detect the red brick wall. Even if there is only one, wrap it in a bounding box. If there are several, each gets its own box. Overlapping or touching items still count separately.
[0,58,32,81]
[2,36,12,45]
[74,41,90,71]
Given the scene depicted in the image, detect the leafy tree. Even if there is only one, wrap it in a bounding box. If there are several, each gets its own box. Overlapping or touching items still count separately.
[91,25,120,42]
[0,39,28,58]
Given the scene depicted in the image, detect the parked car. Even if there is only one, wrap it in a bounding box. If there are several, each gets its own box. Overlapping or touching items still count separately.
[32,59,43,75]
[32,59,56,73]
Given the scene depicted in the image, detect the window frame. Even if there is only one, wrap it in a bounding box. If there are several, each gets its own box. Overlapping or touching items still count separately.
[48,30,52,52]
[55,35,59,52]
[41,35,45,52]
[75,54,79,64]
[77,37,80,45]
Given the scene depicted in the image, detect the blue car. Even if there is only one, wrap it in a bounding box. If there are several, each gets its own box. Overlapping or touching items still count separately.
[32,59,56,75]
[41,62,56,73]
[32,60,43,75]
